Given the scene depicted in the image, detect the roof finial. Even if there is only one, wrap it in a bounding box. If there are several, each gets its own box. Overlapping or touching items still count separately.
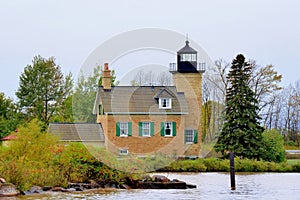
[186,33,189,45]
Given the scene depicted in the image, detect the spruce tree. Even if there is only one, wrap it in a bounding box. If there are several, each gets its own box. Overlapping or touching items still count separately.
[214,54,264,159]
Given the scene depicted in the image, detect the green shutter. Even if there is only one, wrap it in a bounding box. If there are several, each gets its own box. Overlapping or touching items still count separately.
[99,105,102,115]
[150,122,154,136]
[172,122,176,136]
[194,130,198,144]
[128,122,132,136]
[116,122,120,137]
[161,122,165,136]
[138,122,142,136]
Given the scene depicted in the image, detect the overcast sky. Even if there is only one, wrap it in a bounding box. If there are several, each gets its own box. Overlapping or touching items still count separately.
[1,0,299,99]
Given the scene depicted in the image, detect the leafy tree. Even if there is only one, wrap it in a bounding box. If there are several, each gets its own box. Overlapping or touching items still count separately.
[73,65,118,122]
[202,100,224,142]
[0,92,22,139]
[16,55,73,124]
[130,69,172,86]
[214,54,264,159]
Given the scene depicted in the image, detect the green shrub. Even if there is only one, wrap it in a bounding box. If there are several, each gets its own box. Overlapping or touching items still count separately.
[0,119,61,190]
[159,159,207,172]
[0,119,137,191]
[292,163,300,172]
[202,158,229,172]
[261,129,285,163]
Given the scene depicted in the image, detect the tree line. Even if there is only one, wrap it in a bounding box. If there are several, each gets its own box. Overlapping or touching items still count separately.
[0,55,117,138]
[0,54,299,153]
[202,57,300,147]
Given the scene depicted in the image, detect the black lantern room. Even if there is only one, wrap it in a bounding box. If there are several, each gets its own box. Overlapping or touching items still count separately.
[177,40,198,73]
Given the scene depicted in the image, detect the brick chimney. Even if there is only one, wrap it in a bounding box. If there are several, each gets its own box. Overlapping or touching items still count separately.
[102,63,111,90]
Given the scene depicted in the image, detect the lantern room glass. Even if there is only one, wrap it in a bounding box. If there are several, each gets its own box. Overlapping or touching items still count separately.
[180,53,197,62]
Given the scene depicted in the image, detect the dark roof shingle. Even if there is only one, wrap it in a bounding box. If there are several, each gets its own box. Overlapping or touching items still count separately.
[93,86,188,115]
[48,123,105,141]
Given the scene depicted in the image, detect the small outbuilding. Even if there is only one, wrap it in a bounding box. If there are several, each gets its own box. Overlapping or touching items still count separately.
[48,123,105,147]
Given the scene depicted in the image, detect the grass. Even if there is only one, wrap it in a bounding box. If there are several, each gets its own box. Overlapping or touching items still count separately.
[158,157,300,173]
[287,159,300,165]
[284,145,300,150]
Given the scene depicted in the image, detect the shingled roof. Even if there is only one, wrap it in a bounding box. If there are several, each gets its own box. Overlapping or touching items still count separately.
[93,86,188,115]
[48,123,105,142]
[177,40,197,54]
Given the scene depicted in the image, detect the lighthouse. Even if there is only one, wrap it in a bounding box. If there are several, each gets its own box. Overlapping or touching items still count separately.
[170,40,205,156]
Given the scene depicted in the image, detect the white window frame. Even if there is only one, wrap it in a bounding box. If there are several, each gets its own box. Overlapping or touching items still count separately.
[142,122,151,137]
[120,122,128,137]
[159,98,172,109]
[119,149,128,155]
[185,130,194,144]
[164,122,173,137]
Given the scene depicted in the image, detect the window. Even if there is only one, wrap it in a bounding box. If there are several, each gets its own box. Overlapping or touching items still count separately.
[142,122,150,136]
[180,53,197,62]
[185,130,198,144]
[116,122,132,137]
[139,122,154,137]
[159,98,172,109]
[120,122,128,136]
[119,149,128,155]
[161,122,176,137]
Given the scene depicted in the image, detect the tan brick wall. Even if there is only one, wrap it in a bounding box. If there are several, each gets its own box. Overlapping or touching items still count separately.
[173,73,203,156]
[98,114,187,156]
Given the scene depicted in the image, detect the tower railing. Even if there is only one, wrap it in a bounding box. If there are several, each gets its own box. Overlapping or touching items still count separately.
[198,63,206,73]
[169,63,177,72]
[169,62,206,73]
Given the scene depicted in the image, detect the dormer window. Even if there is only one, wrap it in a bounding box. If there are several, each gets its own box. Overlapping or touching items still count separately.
[159,98,172,109]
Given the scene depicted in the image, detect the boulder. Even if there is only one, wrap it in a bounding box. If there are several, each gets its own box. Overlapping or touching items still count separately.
[51,187,64,192]
[29,186,43,194]
[152,175,169,182]
[0,183,20,197]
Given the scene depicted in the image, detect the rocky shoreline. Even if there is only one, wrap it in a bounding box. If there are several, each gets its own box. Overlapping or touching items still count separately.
[0,175,197,197]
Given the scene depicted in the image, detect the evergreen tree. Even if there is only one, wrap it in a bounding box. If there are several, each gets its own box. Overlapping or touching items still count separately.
[214,54,264,159]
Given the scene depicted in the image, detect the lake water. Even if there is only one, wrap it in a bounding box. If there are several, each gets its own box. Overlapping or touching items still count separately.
[14,173,300,200]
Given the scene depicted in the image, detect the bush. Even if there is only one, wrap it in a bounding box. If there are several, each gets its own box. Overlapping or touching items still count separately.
[0,119,61,190]
[293,163,300,172]
[202,158,229,172]
[0,119,137,191]
[261,129,285,163]
[159,159,207,172]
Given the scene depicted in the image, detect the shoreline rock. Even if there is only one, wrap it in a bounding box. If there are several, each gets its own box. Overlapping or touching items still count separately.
[0,183,20,197]
[18,174,196,196]
[135,175,197,189]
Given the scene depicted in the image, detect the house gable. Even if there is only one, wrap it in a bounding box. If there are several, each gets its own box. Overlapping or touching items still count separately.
[153,88,175,100]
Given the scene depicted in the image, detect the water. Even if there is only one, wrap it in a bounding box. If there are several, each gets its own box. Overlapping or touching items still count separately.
[14,173,300,200]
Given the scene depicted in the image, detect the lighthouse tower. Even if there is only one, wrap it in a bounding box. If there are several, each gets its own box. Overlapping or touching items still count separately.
[170,40,205,157]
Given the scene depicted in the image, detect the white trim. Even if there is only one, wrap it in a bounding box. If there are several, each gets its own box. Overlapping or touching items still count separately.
[119,122,129,137]
[142,122,151,137]
[159,98,172,109]
[185,129,194,144]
